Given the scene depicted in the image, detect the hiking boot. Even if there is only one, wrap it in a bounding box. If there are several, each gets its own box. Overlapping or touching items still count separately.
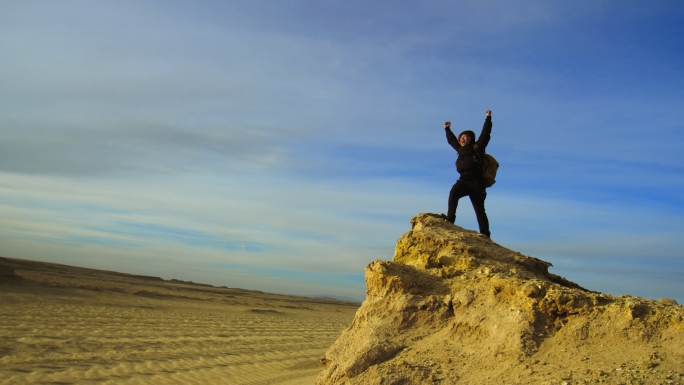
[438,213,455,224]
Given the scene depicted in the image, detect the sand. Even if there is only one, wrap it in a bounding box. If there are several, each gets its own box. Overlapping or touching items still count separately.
[0,257,358,385]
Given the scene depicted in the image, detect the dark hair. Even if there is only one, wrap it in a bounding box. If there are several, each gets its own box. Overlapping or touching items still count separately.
[459,130,476,142]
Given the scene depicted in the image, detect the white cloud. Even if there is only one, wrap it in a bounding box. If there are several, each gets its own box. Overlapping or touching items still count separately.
[1,1,683,303]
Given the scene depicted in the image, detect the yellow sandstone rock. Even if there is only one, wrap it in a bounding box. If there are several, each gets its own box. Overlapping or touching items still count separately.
[317,213,684,385]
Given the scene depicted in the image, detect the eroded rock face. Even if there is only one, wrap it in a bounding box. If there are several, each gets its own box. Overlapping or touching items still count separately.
[317,213,684,385]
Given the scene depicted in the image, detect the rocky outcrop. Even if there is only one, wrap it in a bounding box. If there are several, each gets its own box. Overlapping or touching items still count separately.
[317,213,684,385]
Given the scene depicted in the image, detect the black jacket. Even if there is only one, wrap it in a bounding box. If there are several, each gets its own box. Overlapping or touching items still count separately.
[445,116,492,181]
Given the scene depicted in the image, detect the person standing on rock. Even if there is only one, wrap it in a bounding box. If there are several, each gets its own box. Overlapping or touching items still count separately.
[442,110,492,238]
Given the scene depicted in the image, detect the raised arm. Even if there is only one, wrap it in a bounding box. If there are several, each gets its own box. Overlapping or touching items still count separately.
[476,110,492,150]
[444,121,460,150]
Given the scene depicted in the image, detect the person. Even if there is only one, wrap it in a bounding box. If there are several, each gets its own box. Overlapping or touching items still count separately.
[442,110,493,238]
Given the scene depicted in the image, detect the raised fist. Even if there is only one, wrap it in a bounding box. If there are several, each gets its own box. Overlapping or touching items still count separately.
[444,121,451,128]
[485,110,492,117]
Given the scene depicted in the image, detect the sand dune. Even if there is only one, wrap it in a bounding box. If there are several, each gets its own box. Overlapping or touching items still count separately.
[0,257,358,385]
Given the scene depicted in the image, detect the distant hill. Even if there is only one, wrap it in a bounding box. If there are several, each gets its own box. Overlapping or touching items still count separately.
[312,295,363,304]
[317,213,684,385]
[0,256,356,307]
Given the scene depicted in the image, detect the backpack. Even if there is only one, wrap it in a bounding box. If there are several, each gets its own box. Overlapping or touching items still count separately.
[473,144,499,188]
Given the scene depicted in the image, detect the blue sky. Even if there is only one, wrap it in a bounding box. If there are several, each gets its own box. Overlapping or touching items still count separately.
[1,1,683,302]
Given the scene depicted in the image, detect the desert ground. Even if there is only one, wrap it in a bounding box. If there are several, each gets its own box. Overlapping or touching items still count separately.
[0,256,359,385]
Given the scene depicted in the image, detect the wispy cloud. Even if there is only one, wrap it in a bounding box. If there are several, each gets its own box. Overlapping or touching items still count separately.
[1,1,683,303]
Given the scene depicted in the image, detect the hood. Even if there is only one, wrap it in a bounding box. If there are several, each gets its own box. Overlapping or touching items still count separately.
[458,130,476,144]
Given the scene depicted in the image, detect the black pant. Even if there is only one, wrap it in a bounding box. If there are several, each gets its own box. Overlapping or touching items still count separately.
[446,179,490,237]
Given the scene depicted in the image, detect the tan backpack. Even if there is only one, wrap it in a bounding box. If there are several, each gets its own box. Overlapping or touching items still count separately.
[473,144,499,188]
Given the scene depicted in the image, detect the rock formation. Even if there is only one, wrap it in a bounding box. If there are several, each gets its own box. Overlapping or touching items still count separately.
[317,213,684,384]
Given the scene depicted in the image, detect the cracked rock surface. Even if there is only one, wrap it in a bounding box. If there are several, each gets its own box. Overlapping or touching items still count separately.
[317,213,684,385]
